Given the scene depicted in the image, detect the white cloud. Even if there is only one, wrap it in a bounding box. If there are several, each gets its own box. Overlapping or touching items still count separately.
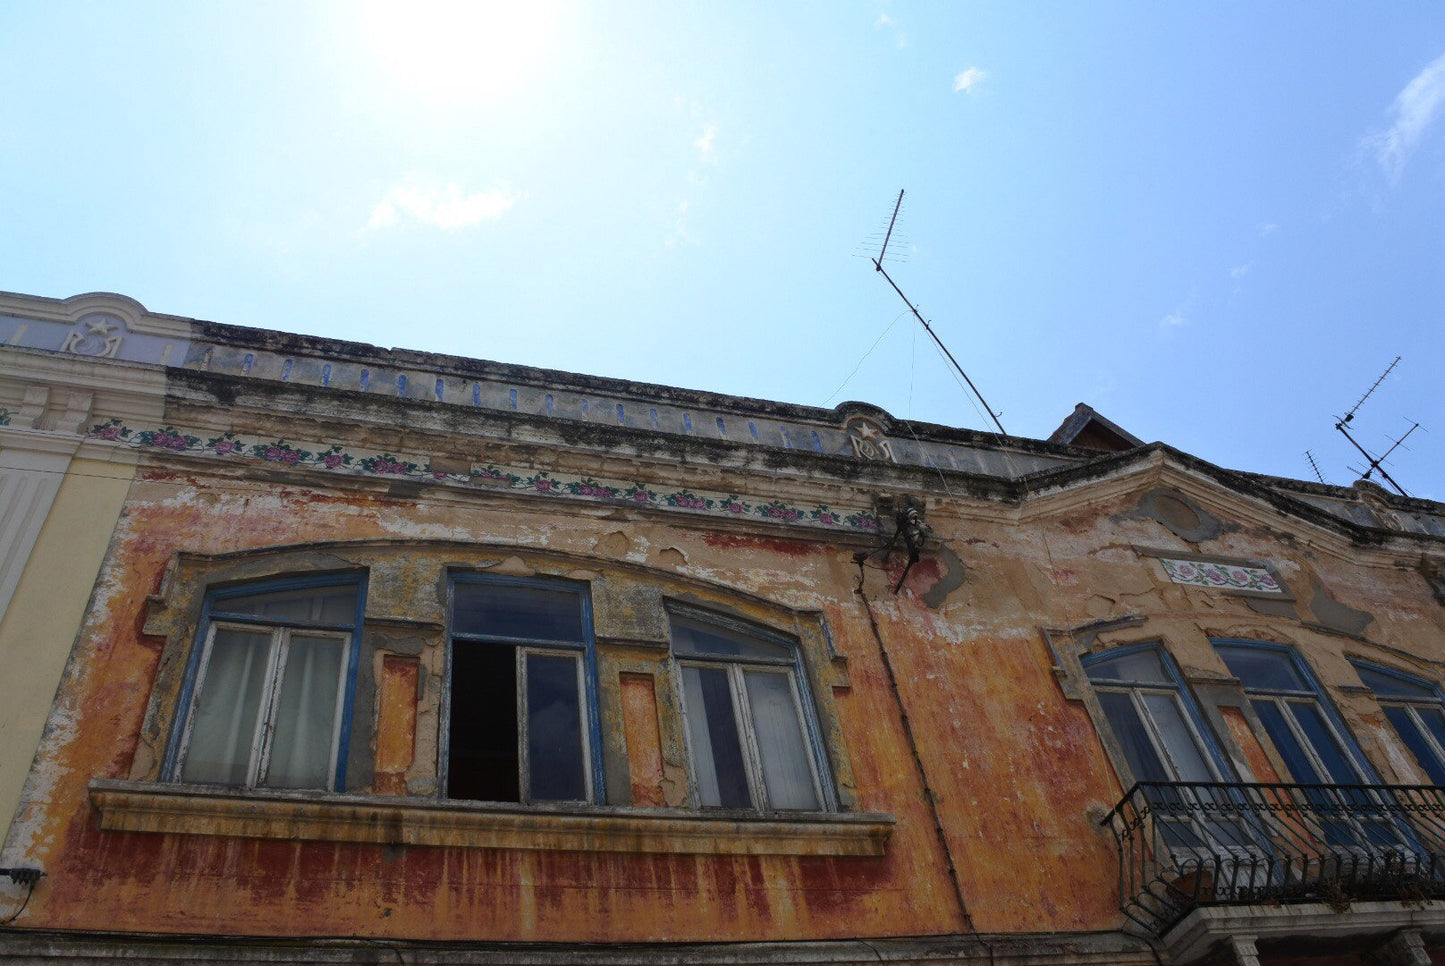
[1160,312,1187,328]
[666,200,695,248]
[1230,263,1253,278]
[875,12,907,48]
[367,180,517,230]
[1257,222,1279,236]
[953,67,987,93]
[694,123,718,163]
[1362,50,1445,185]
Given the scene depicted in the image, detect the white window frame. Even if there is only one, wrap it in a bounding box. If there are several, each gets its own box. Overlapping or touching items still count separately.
[177,623,351,789]
[514,645,593,804]
[670,608,833,813]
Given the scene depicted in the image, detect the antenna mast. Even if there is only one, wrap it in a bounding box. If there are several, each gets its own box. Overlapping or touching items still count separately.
[1333,356,1415,497]
[869,190,1007,436]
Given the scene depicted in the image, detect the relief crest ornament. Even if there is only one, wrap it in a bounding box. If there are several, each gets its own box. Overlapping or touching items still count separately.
[60,313,125,358]
[846,416,896,463]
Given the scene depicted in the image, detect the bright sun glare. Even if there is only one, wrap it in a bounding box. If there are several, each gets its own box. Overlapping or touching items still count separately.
[360,0,559,103]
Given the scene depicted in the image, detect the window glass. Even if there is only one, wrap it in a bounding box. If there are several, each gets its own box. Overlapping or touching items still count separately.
[682,665,751,808]
[1290,701,1360,785]
[267,634,345,789]
[672,615,793,661]
[1353,661,1445,785]
[1383,707,1445,785]
[1084,649,1170,685]
[211,585,357,625]
[446,576,596,804]
[1216,645,1308,691]
[744,670,820,810]
[672,609,829,811]
[1097,691,1171,783]
[1141,692,1214,782]
[177,578,360,791]
[1356,665,1434,698]
[182,628,271,785]
[526,653,587,801]
[452,581,583,642]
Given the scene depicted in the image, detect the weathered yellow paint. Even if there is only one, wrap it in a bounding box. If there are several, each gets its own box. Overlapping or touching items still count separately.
[620,672,666,807]
[0,456,132,839]
[375,655,419,796]
[12,463,1445,945]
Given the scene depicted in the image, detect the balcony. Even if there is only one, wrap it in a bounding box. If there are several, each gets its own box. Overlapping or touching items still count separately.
[1102,781,1445,935]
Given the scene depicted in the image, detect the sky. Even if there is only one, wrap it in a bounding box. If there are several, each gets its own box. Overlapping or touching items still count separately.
[2,2,1443,496]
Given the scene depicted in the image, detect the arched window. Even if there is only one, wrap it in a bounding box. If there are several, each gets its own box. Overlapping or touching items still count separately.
[1352,661,1445,785]
[169,575,365,791]
[1082,644,1224,786]
[669,606,833,811]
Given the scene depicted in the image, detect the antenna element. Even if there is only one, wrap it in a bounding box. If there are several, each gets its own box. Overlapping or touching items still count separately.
[867,190,1007,436]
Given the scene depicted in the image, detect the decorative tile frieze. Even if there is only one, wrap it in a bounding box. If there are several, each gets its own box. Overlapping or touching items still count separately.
[87,420,883,534]
[1160,557,1282,594]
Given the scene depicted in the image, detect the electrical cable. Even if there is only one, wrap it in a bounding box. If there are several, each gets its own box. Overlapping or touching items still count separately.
[0,880,36,927]
[822,311,909,407]
[853,557,994,966]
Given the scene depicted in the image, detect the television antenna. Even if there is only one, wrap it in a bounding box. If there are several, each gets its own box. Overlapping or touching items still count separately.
[1304,450,1328,485]
[1333,356,1420,497]
[866,189,1007,436]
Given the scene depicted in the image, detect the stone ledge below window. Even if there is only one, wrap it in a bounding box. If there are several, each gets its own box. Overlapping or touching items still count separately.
[88,780,894,857]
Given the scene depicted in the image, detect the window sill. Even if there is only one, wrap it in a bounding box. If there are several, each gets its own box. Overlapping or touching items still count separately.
[88,779,894,857]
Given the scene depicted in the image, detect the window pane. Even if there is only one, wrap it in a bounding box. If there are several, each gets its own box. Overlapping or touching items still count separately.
[1085,650,1170,685]
[1384,707,1445,785]
[1252,700,1323,783]
[453,582,584,642]
[526,653,587,802]
[448,642,520,801]
[1289,701,1361,785]
[1420,708,1445,766]
[265,634,344,790]
[744,670,819,810]
[212,585,357,625]
[1217,646,1307,692]
[1141,692,1214,782]
[183,628,272,785]
[1098,691,1171,783]
[1357,665,1436,698]
[682,666,751,808]
[671,616,792,661]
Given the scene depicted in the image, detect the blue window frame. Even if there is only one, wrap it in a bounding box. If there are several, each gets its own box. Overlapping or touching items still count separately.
[443,574,605,804]
[165,573,366,792]
[669,605,835,812]
[1352,660,1445,785]
[1214,640,1380,786]
[1215,640,1398,848]
[1082,643,1232,786]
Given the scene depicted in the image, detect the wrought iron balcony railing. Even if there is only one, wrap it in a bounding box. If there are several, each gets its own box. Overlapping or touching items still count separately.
[1102,781,1445,935]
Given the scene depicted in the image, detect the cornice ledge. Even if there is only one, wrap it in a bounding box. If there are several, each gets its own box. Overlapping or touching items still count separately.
[1162,899,1445,964]
[89,779,894,857]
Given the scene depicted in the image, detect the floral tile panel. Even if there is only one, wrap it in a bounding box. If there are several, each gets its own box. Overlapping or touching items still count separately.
[88,420,881,534]
[1160,558,1282,594]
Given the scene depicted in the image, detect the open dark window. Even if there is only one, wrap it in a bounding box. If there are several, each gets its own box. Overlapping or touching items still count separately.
[670,607,833,811]
[170,576,364,791]
[445,575,602,804]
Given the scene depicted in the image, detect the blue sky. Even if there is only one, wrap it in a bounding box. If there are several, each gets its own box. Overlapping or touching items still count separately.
[2,3,1442,494]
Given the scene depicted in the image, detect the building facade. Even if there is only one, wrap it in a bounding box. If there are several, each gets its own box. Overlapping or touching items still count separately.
[3,291,1445,965]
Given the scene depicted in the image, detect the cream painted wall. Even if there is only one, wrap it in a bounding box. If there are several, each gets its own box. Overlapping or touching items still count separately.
[0,457,133,845]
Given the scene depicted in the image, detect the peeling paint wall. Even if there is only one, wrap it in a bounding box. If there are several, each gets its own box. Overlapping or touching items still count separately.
[10,457,1445,947]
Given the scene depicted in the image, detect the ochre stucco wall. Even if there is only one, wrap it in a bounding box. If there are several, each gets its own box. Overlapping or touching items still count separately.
[9,465,1445,944]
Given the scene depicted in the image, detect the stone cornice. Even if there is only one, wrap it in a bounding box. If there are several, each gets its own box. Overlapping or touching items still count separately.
[89,780,894,857]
